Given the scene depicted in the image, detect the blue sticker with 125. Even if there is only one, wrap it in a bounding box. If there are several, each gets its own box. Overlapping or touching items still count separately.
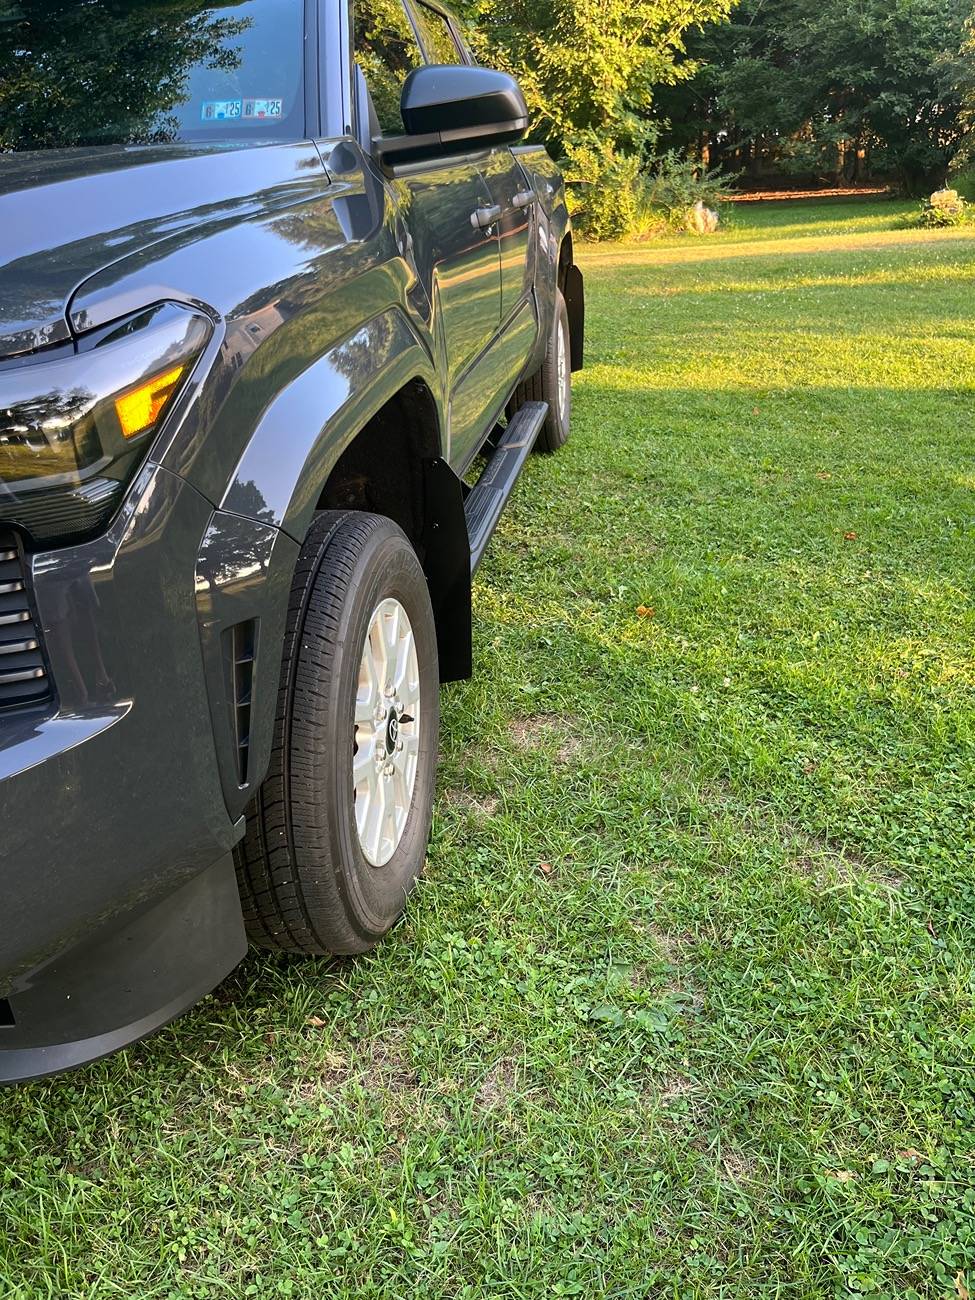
[201,99,242,121]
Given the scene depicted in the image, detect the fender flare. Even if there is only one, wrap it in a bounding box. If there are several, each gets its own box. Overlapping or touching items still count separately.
[220,307,441,542]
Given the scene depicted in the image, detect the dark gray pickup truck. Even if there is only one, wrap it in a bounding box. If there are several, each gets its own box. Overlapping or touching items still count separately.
[0,0,583,1081]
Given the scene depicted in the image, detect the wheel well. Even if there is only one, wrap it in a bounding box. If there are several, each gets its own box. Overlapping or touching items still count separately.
[316,378,440,558]
[316,378,473,683]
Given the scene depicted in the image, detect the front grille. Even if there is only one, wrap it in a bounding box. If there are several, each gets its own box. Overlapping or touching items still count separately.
[0,529,51,710]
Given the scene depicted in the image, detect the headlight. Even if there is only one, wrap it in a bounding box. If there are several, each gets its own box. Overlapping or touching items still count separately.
[0,304,211,548]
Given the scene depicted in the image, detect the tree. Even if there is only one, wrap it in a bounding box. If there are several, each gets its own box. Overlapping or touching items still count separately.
[955,8,975,176]
[462,1,732,152]
[660,0,972,193]
[455,0,736,234]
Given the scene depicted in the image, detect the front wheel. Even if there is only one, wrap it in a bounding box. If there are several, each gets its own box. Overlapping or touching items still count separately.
[235,511,440,956]
[508,289,572,453]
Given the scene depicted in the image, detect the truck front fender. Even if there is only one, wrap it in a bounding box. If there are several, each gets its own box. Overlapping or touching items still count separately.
[219,307,441,544]
[215,307,473,685]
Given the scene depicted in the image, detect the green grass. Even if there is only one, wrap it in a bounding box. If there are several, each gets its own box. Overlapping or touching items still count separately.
[3,197,975,1298]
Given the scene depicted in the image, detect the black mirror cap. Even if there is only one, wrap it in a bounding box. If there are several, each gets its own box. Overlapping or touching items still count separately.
[401,64,529,139]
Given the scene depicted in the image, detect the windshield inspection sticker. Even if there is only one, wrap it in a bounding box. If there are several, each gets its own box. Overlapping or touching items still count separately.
[243,98,283,120]
[201,99,242,122]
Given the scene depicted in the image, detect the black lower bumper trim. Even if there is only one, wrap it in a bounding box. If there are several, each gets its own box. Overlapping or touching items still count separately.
[0,855,246,1084]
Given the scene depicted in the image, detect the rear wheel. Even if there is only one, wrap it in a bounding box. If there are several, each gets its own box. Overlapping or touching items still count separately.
[508,289,571,453]
[234,511,440,956]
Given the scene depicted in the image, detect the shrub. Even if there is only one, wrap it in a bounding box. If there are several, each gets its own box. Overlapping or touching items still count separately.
[917,188,973,227]
[562,134,646,242]
[642,151,737,235]
[563,142,738,242]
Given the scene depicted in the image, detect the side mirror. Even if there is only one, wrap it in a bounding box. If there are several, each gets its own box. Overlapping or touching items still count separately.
[374,65,529,167]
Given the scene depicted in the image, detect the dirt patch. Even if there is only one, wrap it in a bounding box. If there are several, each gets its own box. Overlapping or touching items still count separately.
[476,1055,519,1110]
[728,186,891,202]
[648,1073,711,1143]
[442,788,499,818]
[659,1074,696,1107]
[737,800,903,892]
[790,835,903,892]
[720,1149,757,1183]
[293,1050,351,1101]
[360,1039,419,1094]
[650,927,695,964]
[282,1040,422,1107]
[509,713,583,763]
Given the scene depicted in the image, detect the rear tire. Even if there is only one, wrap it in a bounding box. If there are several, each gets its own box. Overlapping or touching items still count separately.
[508,289,571,453]
[234,511,440,956]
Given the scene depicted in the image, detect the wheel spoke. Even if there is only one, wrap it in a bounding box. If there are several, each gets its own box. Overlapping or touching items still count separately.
[381,602,401,684]
[353,735,375,783]
[369,618,388,692]
[355,686,377,725]
[356,631,382,722]
[364,779,385,864]
[397,667,420,708]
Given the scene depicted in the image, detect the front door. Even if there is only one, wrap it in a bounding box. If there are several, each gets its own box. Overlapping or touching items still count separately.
[477,146,534,328]
[405,0,540,466]
[353,1,502,466]
[396,154,502,463]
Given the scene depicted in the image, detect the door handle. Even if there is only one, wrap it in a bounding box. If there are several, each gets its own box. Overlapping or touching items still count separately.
[471,205,502,231]
[512,189,536,209]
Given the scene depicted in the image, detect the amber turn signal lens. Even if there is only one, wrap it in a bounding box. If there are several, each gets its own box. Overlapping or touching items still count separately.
[114,365,186,439]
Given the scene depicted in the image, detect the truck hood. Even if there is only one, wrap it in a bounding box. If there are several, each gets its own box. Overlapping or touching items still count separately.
[0,143,329,360]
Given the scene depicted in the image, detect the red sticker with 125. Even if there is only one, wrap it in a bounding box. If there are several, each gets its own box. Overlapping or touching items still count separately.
[243,99,283,120]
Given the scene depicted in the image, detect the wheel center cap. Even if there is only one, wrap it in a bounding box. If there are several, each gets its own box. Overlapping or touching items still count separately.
[385,708,399,753]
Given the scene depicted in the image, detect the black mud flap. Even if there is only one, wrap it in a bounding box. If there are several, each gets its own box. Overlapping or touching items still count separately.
[422,457,473,684]
[564,263,585,372]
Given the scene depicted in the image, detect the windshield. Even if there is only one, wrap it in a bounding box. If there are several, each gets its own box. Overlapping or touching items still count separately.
[0,0,305,151]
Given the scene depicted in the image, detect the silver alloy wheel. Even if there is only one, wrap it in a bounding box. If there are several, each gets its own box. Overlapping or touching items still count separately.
[556,314,570,426]
[353,597,421,867]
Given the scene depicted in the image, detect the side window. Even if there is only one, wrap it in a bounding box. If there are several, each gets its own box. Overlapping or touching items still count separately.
[411,3,464,65]
[353,0,423,136]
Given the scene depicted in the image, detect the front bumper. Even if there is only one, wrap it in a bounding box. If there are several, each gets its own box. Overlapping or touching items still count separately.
[0,854,245,1083]
[0,462,254,1080]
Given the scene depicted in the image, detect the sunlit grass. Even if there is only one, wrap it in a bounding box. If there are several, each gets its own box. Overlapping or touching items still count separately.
[1,197,973,1299]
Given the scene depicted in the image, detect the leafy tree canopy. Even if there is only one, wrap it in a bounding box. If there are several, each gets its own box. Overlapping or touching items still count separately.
[454,0,735,233]
[461,0,734,152]
[660,0,973,192]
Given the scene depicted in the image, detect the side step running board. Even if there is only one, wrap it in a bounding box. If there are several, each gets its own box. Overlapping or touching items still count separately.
[465,401,548,573]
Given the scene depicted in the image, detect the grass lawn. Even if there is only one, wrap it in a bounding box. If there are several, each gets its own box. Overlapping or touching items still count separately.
[3,197,975,1299]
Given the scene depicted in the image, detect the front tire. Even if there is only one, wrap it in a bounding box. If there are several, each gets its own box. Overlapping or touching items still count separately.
[235,511,440,956]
